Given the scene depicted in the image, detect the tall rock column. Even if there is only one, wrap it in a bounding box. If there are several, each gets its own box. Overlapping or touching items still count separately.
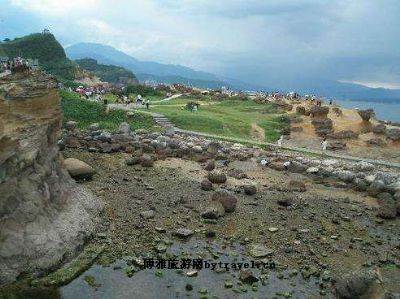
[0,72,103,285]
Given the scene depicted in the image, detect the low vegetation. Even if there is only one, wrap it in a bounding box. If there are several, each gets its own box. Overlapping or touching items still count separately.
[151,98,288,142]
[60,90,153,131]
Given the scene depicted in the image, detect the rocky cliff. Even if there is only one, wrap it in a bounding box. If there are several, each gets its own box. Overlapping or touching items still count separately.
[0,71,103,285]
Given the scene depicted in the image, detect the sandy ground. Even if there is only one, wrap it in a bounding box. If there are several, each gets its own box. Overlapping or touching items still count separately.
[275,99,400,163]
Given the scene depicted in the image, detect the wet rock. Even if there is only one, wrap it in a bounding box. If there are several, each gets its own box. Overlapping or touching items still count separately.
[367,180,386,197]
[173,228,194,239]
[239,270,259,284]
[352,178,368,192]
[357,109,374,121]
[227,169,248,179]
[248,243,274,258]
[140,154,154,167]
[162,125,175,137]
[372,124,386,134]
[126,156,141,166]
[63,158,95,180]
[212,190,238,212]
[244,184,257,195]
[204,160,215,171]
[277,195,293,207]
[385,128,400,141]
[118,122,130,134]
[306,167,319,174]
[377,193,397,219]
[207,141,220,155]
[336,170,355,183]
[201,179,214,191]
[335,270,380,299]
[207,170,227,184]
[140,210,155,219]
[201,201,225,219]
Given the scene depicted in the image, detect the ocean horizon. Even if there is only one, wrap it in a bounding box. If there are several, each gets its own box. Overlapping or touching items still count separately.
[334,98,400,123]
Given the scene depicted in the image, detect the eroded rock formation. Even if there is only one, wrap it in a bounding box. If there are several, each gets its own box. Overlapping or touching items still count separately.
[0,71,103,285]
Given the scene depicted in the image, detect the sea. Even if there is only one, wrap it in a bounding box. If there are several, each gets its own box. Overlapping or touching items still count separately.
[334,98,400,123]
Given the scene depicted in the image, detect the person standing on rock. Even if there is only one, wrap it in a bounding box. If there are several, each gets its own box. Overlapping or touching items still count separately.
[321,138,328,152]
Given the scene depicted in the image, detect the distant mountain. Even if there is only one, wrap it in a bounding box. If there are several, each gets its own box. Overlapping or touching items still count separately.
[0,33,85,83]
[66,43,220,81]
[65,43,268,91]
[76,58,138,85]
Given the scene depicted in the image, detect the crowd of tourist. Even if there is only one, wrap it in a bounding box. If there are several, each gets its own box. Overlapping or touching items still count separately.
[0,57,36,74]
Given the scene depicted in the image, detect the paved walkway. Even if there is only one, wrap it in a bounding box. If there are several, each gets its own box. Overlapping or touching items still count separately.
[175,128,400,169]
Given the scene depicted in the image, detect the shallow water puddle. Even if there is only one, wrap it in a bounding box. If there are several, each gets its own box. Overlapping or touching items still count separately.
[61,239,332,298]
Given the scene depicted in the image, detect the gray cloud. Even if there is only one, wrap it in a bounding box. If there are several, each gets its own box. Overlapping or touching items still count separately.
[3,0,400,89]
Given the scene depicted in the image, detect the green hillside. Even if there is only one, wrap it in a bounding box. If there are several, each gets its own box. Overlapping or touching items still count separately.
[75,58,138,84]
[0,33,82,82]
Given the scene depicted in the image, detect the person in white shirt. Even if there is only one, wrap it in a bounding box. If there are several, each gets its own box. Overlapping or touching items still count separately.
[321,138,328,152]
[277,135,284,147]
[283,161,291,170]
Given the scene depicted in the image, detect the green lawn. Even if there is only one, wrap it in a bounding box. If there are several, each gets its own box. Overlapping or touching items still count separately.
[151,99,289,142]
[60,91,153,131]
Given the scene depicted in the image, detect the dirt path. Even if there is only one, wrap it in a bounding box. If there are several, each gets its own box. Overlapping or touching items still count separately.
[250,123,265,142]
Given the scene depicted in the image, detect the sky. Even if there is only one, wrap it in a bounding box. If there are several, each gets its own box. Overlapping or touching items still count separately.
[1,0,400,90]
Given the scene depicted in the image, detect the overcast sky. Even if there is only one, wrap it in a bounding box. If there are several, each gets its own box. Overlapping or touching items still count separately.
[1,0,400,90]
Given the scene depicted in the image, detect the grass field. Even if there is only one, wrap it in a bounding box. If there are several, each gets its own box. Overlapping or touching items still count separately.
[60,91,153,131]
[151,98,289,142]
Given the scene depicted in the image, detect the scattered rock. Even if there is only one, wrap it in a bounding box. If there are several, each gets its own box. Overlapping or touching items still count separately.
[248,243,274,258]
[140,210,155,219]
[207,170,227,184]
[367,138,386,146]
[118,122,130,134]
[385,128,400,141]
[201,201,225,219]
[335,270,380,299]
[239,270,259,284]
[372,124,386,134]
[173,228,194,239]
[212,190,238,212]
[204,160,215,171]
[243,184,257,195]
[63,158,95,180]
[201,179,214,191]
[277,195,294,207]
[65,120,78,131]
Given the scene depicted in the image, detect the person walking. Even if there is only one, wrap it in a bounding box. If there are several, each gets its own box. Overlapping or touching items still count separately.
[321,138,328,152]
[277,135,284,147]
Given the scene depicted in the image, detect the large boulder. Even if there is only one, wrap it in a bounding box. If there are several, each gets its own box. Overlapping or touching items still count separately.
[212,190,238,212]
[385,128,400,141]
[335,270,381,299]
[311,117,333,136]
[367,180,386,197]
[357,109,374,121]
[63,158,95,180]
[310,106,329,118]
[207,170,227,184]
[201,201,225,219]
[328,130,359,139]
[377,193,397,219]
[0,72,103,285]
[372,124,386,134]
